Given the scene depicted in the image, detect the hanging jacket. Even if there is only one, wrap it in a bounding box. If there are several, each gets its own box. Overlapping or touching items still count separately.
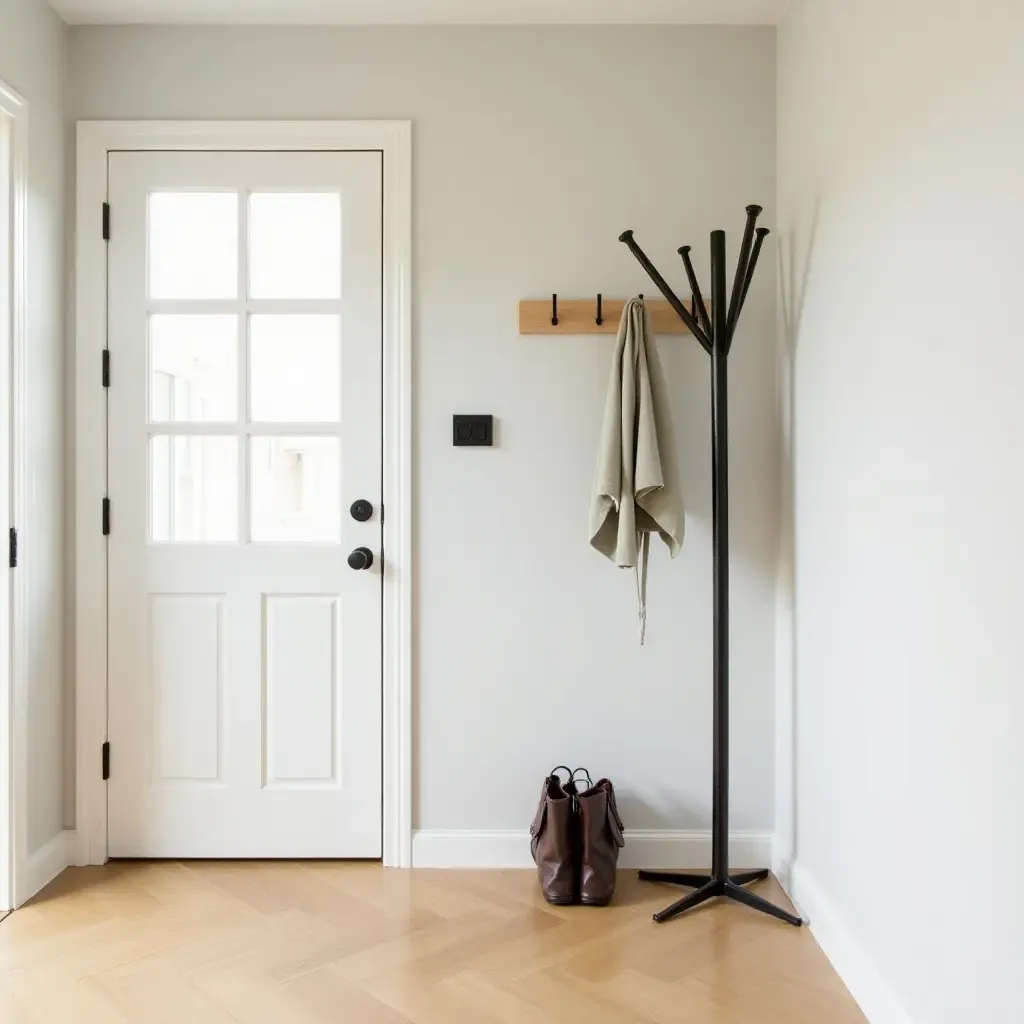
[588,298,684,643]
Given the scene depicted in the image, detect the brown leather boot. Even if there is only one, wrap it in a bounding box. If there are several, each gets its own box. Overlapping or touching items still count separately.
[577,779,625,906]
[530,771,578,905]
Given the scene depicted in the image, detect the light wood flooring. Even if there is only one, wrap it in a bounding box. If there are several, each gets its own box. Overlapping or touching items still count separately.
[0,863,865,1023]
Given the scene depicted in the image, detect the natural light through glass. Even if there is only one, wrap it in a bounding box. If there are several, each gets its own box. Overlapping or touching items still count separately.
[250,436,340,543]
[151,436,238,543]
[148,192,238,300]
[249,314,341,423]
[150,314,238,422]
[248,193,342,299]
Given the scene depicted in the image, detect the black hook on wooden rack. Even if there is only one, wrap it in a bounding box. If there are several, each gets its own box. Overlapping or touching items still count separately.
[551,293,559,326]
[596,294,603,326]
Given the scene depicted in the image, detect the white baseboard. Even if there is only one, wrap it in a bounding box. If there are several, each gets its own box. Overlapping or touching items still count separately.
[17,829,74,907]
[411,829,772,870]
[789,861,914,1024]
[771,842,794,892]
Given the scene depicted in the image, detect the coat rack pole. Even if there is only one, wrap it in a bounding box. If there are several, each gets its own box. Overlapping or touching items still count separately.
[621,214,803,928]
[709,229,730,884]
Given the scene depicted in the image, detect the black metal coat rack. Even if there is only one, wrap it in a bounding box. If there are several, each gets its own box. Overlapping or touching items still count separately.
[619,206,802,927]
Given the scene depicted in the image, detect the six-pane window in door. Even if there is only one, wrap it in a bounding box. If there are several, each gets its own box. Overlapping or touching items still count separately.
[146,191,345,544]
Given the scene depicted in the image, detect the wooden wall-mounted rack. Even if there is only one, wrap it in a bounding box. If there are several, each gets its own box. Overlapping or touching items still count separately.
[519,296,706,336]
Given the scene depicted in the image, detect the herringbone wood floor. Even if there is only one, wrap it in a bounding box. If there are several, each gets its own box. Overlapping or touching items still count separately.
[0,863,865,1023]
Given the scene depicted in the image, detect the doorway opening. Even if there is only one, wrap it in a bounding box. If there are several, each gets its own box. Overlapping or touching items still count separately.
[75,121,413,869]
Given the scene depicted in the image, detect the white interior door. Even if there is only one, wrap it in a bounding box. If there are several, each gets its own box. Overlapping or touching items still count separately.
[107,151,383,858]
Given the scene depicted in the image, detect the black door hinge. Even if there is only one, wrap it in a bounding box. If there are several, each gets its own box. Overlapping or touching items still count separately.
[8,527,16,569]
[102,349,111,388]
[102,741,110,781]
[102,497,111,536]
[102,202,111,241]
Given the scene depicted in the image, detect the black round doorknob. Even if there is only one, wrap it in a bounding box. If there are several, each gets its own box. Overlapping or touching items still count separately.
[347,546,374,571]
[350,499,374,523]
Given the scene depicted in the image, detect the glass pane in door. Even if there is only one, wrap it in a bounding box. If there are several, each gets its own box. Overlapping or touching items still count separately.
[249,314,341,423]
[151,435,238,543]
[150,314,238,422]
[248,193,341,299]
[148,192,238,300]
[250,436,340,543]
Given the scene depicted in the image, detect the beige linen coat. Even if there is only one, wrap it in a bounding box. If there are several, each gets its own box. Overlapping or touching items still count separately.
[589,299,684,641]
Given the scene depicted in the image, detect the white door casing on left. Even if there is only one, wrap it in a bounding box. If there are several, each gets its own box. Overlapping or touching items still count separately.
[0,80,29,909]
[75,121,413,868]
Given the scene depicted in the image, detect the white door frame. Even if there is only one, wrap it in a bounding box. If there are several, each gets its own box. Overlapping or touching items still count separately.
[74,121,413,868]
[0,81,28,910]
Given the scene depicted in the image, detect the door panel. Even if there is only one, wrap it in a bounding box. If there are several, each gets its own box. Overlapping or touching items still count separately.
[107,151,383,858]
[263,595,338,785]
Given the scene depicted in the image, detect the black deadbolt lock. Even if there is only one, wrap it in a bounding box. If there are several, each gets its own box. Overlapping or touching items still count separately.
[350,499,374,522]
[347,547,374,571]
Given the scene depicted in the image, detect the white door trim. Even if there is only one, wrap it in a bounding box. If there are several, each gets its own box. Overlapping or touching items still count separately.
[0,80,28,910]
[74,120,413,868]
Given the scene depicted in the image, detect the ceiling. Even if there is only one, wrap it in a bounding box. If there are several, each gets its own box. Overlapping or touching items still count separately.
[49,0,791,27]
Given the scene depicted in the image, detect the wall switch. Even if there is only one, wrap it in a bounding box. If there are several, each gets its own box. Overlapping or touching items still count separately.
[453,414,493,447]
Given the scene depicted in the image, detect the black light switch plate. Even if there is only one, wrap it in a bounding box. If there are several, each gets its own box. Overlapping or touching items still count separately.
[453,414,493,447]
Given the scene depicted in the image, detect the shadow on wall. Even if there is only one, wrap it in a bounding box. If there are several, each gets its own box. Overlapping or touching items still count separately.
[774,195,822,876]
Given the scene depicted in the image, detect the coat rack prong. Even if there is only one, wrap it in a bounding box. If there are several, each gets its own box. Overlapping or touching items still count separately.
[725,205,762,344]
[732,228,770,340]
[677,245,712,338]
[617,231,712,353]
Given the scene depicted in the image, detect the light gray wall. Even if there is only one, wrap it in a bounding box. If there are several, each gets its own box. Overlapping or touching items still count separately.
[778,1,1024,1021]
[0,0,68,855]
[67,25,779,835]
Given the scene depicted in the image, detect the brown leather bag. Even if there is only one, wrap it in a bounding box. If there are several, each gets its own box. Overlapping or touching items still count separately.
[530,767,578,905]
[530,767,624,906]
[577,778,625,905]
